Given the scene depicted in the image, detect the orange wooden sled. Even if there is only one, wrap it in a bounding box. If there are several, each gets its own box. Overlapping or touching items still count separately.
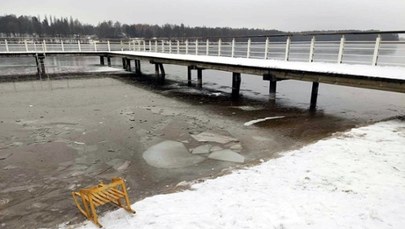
[72,177,135,227]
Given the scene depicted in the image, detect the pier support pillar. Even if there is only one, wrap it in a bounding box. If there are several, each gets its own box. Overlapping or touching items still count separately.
[100,56,105,65]
[232,72,241,99]
[269,79,277,99]
[122,58,127,69]
[135,60,141,75]
[155,63,166,84]
[187,66,192,86]
[310,82,319,110]
[197,68,203,89]
[126,59,132,71]
[107,57,111,67]
[34,54,46,79]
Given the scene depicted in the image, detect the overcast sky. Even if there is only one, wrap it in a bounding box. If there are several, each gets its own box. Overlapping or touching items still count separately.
[1,0,405,32]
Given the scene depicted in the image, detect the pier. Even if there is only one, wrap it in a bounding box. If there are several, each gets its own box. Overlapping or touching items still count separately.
[1,31,405,109]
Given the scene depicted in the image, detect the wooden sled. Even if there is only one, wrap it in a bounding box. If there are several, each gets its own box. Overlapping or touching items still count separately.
[72,177,135,227]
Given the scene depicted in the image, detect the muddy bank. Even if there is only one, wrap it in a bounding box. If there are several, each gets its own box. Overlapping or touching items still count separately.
[0,75,359,228]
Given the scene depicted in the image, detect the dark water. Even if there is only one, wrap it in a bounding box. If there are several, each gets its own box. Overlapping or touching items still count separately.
[0,55,404,122]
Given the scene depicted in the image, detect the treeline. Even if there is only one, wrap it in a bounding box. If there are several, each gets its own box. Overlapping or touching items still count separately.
[0,14,399,41]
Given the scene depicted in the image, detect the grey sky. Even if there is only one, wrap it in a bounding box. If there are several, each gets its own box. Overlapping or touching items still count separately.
[1,0,404,31]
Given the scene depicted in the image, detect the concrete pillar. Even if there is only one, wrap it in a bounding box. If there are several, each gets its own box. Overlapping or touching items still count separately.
[38,55,46,75]
[122,58,127,69]
[310,82,319,110]
[126,59,131,71]
[107,57,111,67]
[100,56,105,65]
[269,79,277,99]
[135,60,141,75]
[187,66,192,86]
[197,68,202,89]
[232,72,241,99]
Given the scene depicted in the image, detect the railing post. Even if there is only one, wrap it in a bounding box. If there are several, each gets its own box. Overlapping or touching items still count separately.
[169,40,172,53]
[195,39,199,55]
[206,39,209,56]
[264,37,269,59]
[247,38,251,58]
[5,40,9,52]
[78,40,82,52]
[24,40,28,52]
[149,40,152,52]
[42,40,47,52]
[133,40,136,51]
[143,40,146,51]
[120,40,123,51]
[284,36,291,61]
[94,41,97,52]
[185,40,189,54]
[218,38,222,56]
[34,42,37,51]
[177,40,180,54]
[309,36,316,62]
[61,40,65,51]
[107,40,111,51]
[337,35,345,64]
[231,38,235,58]
[372,35,381,66]
[155,40,158,52]
[161,40,165,53]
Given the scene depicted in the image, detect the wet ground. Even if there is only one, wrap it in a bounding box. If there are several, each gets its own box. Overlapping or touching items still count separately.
[0,56,404,228]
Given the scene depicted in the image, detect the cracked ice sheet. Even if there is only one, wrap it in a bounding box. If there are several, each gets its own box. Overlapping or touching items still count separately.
[244,116,285,126]
[68,120,405,229]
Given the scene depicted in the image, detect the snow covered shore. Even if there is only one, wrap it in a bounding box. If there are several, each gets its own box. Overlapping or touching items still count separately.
[66,120,405,229]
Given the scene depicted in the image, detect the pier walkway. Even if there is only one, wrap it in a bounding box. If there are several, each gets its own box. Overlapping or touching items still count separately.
[1,31,405,109]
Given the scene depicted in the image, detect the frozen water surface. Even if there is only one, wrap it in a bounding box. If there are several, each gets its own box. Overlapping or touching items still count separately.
[143,140,205,169]
[208,149,245,163]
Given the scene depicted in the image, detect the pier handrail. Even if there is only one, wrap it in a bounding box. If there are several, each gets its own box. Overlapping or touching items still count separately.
[0,31,404,67]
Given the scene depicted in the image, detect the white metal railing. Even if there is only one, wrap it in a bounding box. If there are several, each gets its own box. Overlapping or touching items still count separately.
[0,34,404,67]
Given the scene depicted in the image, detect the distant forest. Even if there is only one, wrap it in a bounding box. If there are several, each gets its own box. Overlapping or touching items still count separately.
[0,14,399,41]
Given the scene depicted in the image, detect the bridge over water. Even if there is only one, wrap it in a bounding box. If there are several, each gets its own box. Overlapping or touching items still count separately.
[1,31,405,109]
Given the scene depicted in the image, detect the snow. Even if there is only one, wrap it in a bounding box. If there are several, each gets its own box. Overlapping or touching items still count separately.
[65,120,405,229]
[244,116,285,126]
[112,51,405,81]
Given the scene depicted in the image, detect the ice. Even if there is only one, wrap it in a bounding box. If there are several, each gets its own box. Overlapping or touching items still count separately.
[210,146,223,152]
[244,116,285,126]
[191,132,238,144]
[191,144,212,154]
[143,140,205,169]
[208,149,245,163]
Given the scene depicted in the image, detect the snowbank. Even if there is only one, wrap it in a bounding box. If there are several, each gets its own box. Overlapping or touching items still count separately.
[66,120,405,229]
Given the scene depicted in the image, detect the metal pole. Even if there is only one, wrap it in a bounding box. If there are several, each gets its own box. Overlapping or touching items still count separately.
[206,39,209,56]
[120,40,123,51]
[94,42,97,52]
[169,40,172,53]
[43,40,47,52]
[284,36,291,61]
[24,40,28,52]
[149,40,152,52]
[264,37,269,59]
[161,40,165,53]
[372,35,381,66]
[185,40,189,54]
[247,38,251,58]
[309,36,316,62]
[61,40,65,51]
[143,40,146,51]
[155,40,158,52]
[231,38,235,57]
[337,35,345,64]
[107,40,111,52]
[78,40,82,52]
[218,38,221,56]
[193,39,197,55]
[5,40,9,52]
[177,40,180,54]
[310,82,320,110]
